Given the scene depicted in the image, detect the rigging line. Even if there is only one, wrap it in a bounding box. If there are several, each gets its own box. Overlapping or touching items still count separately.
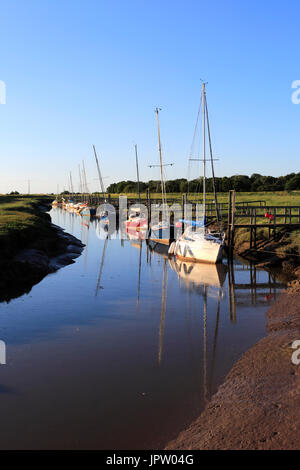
[205,96,221,232]
[187,94,203,195]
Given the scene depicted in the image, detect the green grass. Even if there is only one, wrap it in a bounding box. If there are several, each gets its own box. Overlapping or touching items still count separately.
[0,195,52,254]
[107,190,300,206]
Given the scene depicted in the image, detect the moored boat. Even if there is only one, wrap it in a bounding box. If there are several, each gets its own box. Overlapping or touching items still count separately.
[125,207,148,232]
[168,83,225,264]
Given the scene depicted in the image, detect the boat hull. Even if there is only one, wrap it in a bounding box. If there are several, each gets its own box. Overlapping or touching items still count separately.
[174,239,223,264]
[147,239,170,256]
[125,218,148,231]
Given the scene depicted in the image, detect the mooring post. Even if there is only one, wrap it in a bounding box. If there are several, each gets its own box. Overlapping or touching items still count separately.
[181,194,185,221]
[231,190,236,248]
[228,191,232,247]
[254,208,257,248]
[147,188,151,223]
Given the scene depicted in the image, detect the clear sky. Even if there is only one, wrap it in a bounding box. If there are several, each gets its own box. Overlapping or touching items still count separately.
[0,0,299,193]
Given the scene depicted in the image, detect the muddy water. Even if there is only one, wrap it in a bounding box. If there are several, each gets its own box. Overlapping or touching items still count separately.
[0,209,284,449]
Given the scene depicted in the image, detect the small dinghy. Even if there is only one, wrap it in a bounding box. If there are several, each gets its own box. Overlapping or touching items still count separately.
[125,207,148,232]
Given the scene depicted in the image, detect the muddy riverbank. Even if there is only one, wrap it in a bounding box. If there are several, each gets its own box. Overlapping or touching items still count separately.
[166,282,300,450]
[0,201,85,302]
[234,228,300,281]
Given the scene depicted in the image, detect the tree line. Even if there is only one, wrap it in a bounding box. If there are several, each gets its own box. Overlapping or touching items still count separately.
[106,172,300,194]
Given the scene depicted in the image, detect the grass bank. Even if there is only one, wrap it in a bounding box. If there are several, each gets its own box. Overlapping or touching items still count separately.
[0,195,83,302]
[0,195,54,255]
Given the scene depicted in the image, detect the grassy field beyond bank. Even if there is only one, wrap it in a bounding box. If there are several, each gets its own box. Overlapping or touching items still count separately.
[106,191,300,206]
[0,195,52,255]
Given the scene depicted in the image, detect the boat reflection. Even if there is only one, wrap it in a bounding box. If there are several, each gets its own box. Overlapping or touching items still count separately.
[125,227,146,241]
[168,257,227,297]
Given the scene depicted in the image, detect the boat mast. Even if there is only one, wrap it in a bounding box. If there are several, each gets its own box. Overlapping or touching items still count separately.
[155,107,166,207]
[95,235,109,296]
[202,82,206,225]
[205,98,222,232]
[82,160,89,202]
[158,258,168,365]
[135,144,141,203]
[203,285,208,403]
[78,164,83,196]
[93,145,106,201]
[70,171,74,198]
[136,240,142,306]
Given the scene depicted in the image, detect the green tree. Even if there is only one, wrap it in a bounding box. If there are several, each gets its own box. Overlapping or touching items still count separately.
[285,173,300,190]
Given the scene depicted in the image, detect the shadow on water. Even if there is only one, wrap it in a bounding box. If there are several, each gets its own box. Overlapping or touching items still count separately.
[0,208,285,450]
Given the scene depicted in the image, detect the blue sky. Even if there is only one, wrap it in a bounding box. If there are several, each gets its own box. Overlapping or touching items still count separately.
[0,0,299,193]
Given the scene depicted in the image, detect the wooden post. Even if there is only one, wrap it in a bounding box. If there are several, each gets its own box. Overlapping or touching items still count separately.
[254,208,257,248]
[147,188,151,223]
[227,190,236,249]
[231,190,236,228]
[228,191,232,247]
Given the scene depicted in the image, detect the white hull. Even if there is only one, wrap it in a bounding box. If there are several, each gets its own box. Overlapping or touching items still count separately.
[168,257,226,287]
[172,238,223,264]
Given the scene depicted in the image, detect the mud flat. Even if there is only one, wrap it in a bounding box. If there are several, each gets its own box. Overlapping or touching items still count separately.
[234,228,300,281]
[166,282,300,450]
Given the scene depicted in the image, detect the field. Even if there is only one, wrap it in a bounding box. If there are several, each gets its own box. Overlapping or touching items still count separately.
[107,190,300,206]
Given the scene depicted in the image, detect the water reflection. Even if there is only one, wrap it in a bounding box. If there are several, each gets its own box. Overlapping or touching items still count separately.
[95,235,109,296]
[145,242,284,406]
[0,208,285,450]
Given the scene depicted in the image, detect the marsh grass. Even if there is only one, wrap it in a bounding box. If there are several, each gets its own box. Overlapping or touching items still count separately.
[0,195,52,255]
[108,190,300,206]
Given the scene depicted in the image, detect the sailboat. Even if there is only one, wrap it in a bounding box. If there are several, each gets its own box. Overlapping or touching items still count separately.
[77,160,94,217]
[169,83,225,264]
[125,144,148,233]
[148,108,174,250]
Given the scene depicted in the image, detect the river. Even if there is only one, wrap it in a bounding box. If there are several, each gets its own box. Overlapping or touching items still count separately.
[0,208,284,449]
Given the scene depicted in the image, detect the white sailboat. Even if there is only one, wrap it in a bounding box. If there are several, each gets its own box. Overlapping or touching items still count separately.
[169,83,225,264]
[125,144,148,233]
[148,108,174,248]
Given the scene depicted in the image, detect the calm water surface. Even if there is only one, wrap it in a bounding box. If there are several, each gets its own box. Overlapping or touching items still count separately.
[0,209,284,449]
